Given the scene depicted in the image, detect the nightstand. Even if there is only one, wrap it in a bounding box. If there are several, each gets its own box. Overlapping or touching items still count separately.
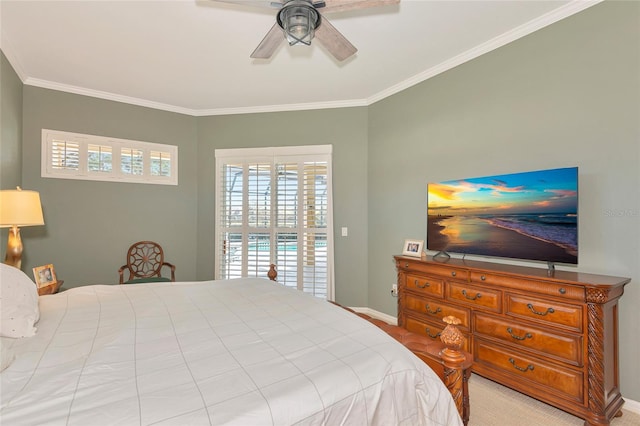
[38,280,63,295]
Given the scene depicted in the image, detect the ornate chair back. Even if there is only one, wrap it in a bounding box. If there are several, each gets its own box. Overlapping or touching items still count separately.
[118,241,176,284]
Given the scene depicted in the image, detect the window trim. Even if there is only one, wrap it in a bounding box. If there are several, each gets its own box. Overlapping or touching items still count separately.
[214,145,335,300]
[41,129,178,185]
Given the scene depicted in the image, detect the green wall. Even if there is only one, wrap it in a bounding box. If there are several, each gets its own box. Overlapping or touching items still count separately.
[20,87,199,287]
[368,0,639,400]
[0,52,23,259]
[17,89,370,305]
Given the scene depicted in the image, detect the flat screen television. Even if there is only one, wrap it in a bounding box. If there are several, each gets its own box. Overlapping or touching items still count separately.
[427,167,578,265]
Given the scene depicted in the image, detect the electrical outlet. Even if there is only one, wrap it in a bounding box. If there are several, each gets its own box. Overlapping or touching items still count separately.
[391,284,398,297]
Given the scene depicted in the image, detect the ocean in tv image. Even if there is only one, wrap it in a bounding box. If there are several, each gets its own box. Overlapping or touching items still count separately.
[427,167,578,264]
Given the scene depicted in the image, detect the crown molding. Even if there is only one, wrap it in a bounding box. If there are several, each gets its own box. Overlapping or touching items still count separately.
[22,77,197,116]
[192,98,368,116]
[367,0,604,105]
[20,76,368,117]
[0,37,28,83]
[6,0,602,117]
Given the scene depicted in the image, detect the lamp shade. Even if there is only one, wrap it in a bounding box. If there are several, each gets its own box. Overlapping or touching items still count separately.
[0,189,45,227]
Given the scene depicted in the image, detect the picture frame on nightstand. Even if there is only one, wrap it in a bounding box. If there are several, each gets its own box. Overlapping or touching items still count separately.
[33,264,57,288]
[402,239,424,257]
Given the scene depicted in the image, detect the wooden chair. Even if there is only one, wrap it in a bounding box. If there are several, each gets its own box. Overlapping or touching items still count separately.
[118,241,176,284]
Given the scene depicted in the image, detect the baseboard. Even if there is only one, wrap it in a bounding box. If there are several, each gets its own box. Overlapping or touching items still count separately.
[624,398,640,415]
[349,307,397,325]
[349,307,640,415]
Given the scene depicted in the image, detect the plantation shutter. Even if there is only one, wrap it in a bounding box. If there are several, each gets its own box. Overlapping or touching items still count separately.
[42,129,178,185]
[215,145,334,300]
[51,139,80,172]
[87,144,113,173]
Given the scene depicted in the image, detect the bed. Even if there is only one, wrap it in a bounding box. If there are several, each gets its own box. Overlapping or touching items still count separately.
[1,263,469,425]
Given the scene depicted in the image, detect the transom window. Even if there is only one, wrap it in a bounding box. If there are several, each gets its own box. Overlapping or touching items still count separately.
[215,145,334,300]
[41,129,177,185]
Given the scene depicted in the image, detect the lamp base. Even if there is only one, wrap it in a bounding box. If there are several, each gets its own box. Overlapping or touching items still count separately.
[4,226,23,269]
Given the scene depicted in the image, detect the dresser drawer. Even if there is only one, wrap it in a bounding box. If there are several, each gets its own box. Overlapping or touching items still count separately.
[448,282,502,312]
[399,259,469,281]
[469,271,585,301]
[473,313,582,366]
[404,314,470,352]
[506,294,583,332]
[474,339,584,403]
[404,294,470,329]
[405,274,444,298]
[421,264,469,281]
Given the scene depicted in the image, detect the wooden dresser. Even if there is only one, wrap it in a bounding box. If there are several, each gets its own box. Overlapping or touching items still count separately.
[395,255,630,426]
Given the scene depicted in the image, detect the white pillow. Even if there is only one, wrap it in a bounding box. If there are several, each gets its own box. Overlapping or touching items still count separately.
[0,263,40,338]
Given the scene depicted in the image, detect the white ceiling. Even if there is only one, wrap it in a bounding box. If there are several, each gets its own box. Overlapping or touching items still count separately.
[0,0,600,116]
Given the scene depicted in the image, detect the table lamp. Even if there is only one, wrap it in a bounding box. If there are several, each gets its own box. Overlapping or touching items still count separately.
[0,187,45,269]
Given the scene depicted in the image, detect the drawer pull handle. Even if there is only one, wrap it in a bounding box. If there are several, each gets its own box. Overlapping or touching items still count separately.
[425,328,441,339]
[415,279,430,288]
[425,304,442,315]
[559,288,566,294]
[527,303,555,316]
[509,358,534,372]
[462,289,482,300]
[480,275,486,281]
[507,327,533,341]
[451,271,457,277]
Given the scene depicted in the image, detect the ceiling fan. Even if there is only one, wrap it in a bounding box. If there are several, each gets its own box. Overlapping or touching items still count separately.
[211,0,400,61]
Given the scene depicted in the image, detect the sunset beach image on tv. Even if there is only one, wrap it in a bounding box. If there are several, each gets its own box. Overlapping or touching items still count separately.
[427,167,578,265]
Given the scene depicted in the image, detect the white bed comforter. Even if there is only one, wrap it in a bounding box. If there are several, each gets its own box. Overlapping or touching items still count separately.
[1,278,461,426]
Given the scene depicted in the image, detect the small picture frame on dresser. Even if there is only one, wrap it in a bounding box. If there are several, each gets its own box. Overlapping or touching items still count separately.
[33,264,57,288]
[402,239,424,257]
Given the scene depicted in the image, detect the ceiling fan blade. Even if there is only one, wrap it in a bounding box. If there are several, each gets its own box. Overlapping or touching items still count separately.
[314,16,357,62]
[250,23,284,59]
[209,0,284,10]
[321,0,399,13]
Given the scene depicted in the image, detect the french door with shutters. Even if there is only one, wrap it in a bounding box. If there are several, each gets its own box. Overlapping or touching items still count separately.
[214,145,334,300]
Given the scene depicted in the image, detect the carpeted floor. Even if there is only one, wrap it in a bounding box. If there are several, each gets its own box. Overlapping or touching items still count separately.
[468,374,640,426]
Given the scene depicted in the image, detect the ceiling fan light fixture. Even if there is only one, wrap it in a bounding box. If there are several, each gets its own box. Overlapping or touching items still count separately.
[277,1,320,46]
